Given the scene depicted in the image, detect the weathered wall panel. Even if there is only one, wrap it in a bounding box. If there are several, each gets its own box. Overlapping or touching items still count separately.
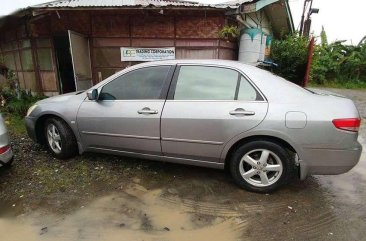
[40,72,58,91]
[93,48,126,68]
[176,49,218,59]
[176,16,223,38]
[131,38,174,47]
[92,15,130,37]
[219,49,236,60]
[132,16,174,38]
[93,38,130,47]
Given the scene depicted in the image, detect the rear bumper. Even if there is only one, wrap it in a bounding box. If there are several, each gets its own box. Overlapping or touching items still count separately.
[0,147,13,167]
[299,142,362,179]
[25,116,38,142]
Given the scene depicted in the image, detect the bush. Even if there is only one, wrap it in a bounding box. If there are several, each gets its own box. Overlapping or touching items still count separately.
[5,91,45,117]
[270,33,309,85]
[0,74,46,117]
[311,41,366,85]
[270,32,366,88]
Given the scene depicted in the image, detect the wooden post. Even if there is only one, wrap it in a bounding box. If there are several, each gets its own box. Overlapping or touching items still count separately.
[303,37,315,87]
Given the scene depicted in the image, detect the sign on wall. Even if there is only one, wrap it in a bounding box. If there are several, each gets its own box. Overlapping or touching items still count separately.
[121,47,176,62]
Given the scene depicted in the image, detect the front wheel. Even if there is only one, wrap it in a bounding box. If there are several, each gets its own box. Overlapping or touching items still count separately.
[44,118,77,159]
[230,141,295,193]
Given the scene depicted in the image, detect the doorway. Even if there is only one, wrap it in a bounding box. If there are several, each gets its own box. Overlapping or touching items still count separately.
[53,36,76,93]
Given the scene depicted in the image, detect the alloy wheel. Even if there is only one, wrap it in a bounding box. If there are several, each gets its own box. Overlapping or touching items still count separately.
[239,149,283,187]
[46,123,62,154]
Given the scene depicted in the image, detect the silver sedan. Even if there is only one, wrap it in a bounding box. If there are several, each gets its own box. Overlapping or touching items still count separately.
[25,60,362,192]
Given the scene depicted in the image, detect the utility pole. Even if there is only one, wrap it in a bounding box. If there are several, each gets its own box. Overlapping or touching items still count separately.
[299,0,310,36]
[300,0,319,38]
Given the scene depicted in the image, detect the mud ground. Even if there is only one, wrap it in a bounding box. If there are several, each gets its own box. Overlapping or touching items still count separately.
[0,88,365,241]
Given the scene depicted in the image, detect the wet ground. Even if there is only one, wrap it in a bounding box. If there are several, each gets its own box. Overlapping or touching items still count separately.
[0,88,365,241]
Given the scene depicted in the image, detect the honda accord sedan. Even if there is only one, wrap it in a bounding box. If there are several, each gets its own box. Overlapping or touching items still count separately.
[25,60,362,192]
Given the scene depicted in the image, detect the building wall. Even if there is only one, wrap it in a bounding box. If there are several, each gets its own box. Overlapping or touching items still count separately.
[0,24,41,92]
[0,9,237,94]
[240,10,273,36]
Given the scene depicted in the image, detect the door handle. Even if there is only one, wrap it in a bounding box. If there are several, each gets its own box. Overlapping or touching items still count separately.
[230,108,255,116]
[138,107,158,115]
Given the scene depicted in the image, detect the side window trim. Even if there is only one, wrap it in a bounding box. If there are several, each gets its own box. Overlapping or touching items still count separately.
[167,64,267,102]
[167,65,181,100]
[168,64,264,101]
[168,65,241,101]
[160,64,177,100]
[97,65,175,101]
[234,73,241,100]
[239,72,267,102]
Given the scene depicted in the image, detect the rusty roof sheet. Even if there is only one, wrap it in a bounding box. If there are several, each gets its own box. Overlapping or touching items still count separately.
[31,0,252,9]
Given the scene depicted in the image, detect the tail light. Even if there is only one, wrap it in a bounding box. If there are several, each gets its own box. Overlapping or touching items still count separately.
[332,118,361,132]
[0,145,10,154]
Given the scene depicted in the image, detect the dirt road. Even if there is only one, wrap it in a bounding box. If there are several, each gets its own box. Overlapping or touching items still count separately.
[0,88,365,241]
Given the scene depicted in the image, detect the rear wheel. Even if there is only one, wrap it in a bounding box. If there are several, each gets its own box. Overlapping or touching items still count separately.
[44,118,77,159]
[230,140,295,193]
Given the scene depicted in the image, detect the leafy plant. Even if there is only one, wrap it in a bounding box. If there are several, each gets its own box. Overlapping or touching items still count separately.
[218,25,239,40]
[270,33,309,85]
[0,70,46,117]
[312,40,366,85]
[269,31,366,88]
[1,89,45,117]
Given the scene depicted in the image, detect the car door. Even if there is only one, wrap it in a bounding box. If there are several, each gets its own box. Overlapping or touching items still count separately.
[161,65,268,163]
[77,65,173,155]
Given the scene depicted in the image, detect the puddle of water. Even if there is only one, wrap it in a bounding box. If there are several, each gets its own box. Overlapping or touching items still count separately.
[0,184,245,241]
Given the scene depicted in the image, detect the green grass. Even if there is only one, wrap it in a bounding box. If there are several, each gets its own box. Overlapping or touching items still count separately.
[3,113,26,135]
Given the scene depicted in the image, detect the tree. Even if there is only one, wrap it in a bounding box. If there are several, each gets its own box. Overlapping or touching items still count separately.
[320,26,328,47]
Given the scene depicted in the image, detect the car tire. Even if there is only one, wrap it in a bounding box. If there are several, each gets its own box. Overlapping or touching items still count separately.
[230,140,295,193]
[44,118,78,159]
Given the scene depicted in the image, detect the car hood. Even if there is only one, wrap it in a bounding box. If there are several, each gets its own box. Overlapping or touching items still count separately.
[37,91,85,104]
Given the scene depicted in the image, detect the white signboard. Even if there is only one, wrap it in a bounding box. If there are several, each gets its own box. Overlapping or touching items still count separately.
[121,47,176,62]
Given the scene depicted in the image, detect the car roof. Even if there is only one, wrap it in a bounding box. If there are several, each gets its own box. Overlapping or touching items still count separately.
[95,59,311,103]
[133,59,254,70]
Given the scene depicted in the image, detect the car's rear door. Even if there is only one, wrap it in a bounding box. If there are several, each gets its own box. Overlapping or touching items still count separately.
[77,65,173,155]
[161,65,268,163]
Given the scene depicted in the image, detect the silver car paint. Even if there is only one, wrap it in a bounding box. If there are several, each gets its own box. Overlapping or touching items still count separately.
[77,100,164,155]
[0,114,13,166]
[25,60,362,179]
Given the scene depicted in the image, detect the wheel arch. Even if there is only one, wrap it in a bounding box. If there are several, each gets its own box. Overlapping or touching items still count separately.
[35,113,76,146]
[223,135,299,170]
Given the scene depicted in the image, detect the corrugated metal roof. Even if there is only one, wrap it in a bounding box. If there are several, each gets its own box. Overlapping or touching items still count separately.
[31,0,252,9]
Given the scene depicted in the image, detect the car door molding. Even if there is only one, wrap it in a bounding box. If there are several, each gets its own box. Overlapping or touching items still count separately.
[81,131,160,140]
[162,137,224,145]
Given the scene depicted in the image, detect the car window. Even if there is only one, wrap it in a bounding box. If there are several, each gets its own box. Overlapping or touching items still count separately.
[174,66,239,100]
[238,76,263,101]
[99,66,170,100]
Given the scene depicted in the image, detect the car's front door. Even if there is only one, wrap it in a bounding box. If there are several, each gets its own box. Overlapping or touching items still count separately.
[77,65,173,155]
[161,65,269,163]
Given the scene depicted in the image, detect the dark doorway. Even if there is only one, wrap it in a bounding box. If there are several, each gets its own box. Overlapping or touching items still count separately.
[53,36,76,93]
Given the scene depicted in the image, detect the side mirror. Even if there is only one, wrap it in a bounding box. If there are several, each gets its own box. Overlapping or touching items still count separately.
[87,89,99,101]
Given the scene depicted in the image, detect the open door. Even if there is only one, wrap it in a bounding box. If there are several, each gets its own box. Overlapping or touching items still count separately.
[68,30,92,91]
